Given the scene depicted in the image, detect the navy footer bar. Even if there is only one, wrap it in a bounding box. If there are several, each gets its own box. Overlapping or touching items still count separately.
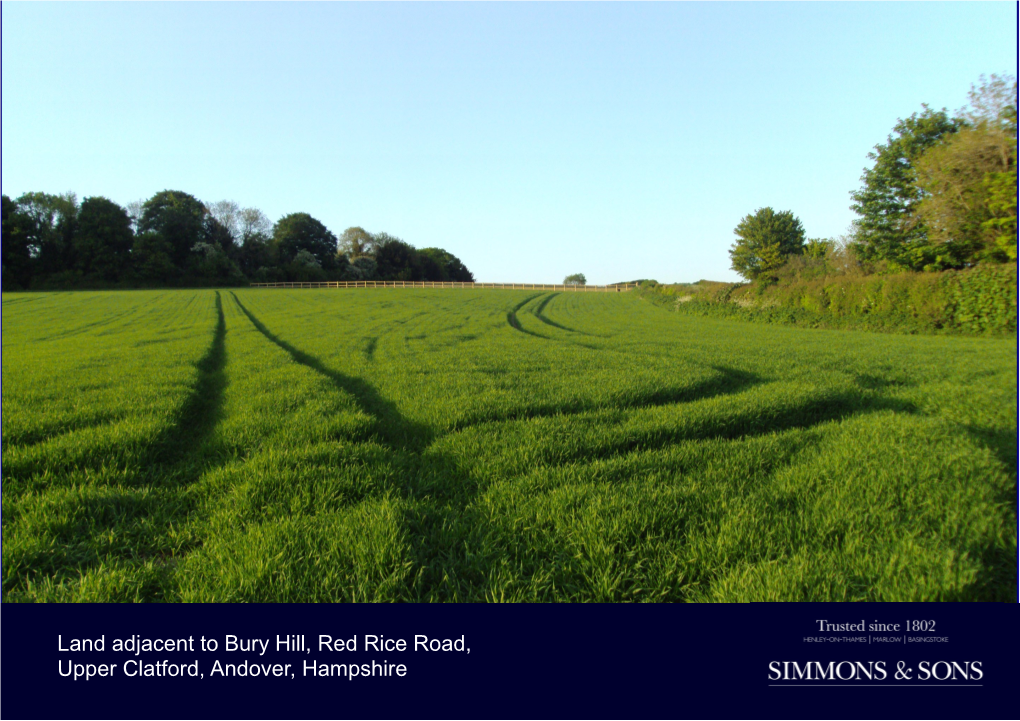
[1,602,1015,719]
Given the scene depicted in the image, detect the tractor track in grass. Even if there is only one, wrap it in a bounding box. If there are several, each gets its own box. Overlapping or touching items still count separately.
[3,291,233,599]
[505,292,552,338]
[532,292,605,337]
[230,292,433,452]
[442,366,763,433]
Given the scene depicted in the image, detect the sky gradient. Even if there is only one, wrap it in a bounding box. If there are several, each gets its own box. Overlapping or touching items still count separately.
[2,2,1017,283]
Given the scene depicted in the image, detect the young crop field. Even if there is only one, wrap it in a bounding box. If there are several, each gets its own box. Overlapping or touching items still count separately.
[1,288,1016,602]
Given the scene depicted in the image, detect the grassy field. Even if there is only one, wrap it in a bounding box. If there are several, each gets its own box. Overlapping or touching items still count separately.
[1,288,1015,602]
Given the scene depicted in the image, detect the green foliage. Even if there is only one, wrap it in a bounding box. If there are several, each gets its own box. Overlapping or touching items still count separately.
[419,247,474,282]
[131,232,177,282]
[74,197,133,281]
[139,190,207,268]
[188,242,245,283]
[982,170,1018,260]
[913,123,1017,265]
[3,187,476,289]
[729,208,805,281]
[2,289,1014,601]
[272,213,339,271]
[563,273,587,285]
[348,255,378,280]
[945,263,1018,334]
[373,234,422,281]
[5,192,79,280]
[851,76,1017,271]
[2,194,35,288]
[656,264,1016,336]
[202,214,237,259]
[804,238,833,259]
[850,107,963,270]
[958,73,1018,134]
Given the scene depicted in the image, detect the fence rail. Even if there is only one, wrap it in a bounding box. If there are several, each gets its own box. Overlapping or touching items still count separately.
[249,281,639,292]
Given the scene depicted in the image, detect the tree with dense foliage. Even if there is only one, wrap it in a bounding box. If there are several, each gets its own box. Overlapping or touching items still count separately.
[139,190,208,268]
[131,231,176,282]
[803,238,834,259]
[74,197,134,281]
[419,247,475,282]
[188,241,243,282]
[729,207,805,281]
[348,255,377,280]
[912,74,1017,265]
[2,194,36,288]
[11,192,79,277]
[982,169,1018,260]
[272,213,338,270]
[563,273,587,285]
[2,184,475,288]
[913,123,1016,264]
[373,233,423,280]
[849,107,963,270]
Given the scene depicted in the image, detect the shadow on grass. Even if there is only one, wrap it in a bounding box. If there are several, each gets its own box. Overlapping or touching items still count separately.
[145,291,229,469]
[940,423,1018,602]
[446,365,763,432]
[532,292,604,337]
[363,337,379,361]
[963,424,1018,481]
[535,391,920,468]
[3,292,230,600]
[506,292,553,339]
[230,292,433,453]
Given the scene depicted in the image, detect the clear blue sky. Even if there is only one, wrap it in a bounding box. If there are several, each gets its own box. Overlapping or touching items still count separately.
[2,2,1016,283]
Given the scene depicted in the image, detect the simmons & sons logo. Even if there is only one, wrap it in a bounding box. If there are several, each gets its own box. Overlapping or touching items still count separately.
[768,660,983,682]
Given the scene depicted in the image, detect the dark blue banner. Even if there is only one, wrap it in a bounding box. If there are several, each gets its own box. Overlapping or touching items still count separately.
[1,602,1015,719]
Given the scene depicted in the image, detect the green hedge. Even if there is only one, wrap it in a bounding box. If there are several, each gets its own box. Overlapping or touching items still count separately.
[945,263,1017,334]
[651,264,1016,336]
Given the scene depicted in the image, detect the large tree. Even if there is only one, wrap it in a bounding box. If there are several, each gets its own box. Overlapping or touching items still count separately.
[912,74,1017,265]
[74,196,134,280]
[12,192,78,276]
[138,190,207,268]
[418,247,475,282]
[913,124,1016,265]
[729,207,805,281]
[338,226,375,257]
[2,195,35,287]
[373,233,422,280]
[272,213,338,270]
[849,107,962,270]
[131,231,176,282]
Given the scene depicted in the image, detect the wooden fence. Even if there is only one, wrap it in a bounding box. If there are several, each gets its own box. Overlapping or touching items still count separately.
[249,281,639,292]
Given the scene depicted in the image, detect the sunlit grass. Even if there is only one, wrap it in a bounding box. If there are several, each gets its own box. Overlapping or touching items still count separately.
[2,287,1015,601]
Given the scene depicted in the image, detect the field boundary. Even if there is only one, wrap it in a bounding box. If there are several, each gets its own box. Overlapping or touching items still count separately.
[249,281,638,292]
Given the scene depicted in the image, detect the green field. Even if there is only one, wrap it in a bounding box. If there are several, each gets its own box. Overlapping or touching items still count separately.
[1,288,1015,602]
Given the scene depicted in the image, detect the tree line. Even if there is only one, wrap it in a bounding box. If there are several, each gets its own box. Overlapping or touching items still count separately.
[1,191,474,290]
[729,74,1017,282]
